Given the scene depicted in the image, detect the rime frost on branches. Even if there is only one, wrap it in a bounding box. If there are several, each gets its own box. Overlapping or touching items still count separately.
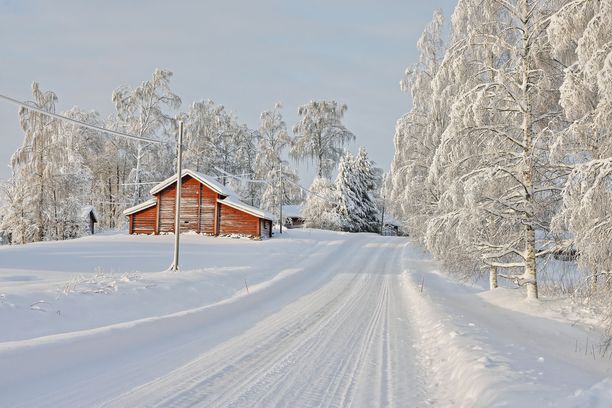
[387,9,445,243]
[1,85,99,243]
[112,68,181,205]
[549,0,612,283]
[291,100,355,179]
[335,148,380,233]
[302,177,340,230]
[256,104,303,216]
[388,1,602,299]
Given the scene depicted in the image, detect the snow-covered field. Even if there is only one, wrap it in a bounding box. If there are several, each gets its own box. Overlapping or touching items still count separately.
[1,230,611,407]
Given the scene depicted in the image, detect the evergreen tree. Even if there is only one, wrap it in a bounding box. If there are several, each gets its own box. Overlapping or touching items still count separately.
[353,147,381,233]
[335,149,380,233]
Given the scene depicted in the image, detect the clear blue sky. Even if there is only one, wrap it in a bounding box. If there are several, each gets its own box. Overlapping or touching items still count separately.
[0,0,456,181]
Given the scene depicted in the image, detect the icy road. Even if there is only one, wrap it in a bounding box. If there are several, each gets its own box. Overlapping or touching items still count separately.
[1,230,610,407]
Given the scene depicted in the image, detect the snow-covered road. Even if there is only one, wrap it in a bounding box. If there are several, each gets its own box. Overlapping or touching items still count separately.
[1,233,429,407]
[1,231,611,407]
[105,237,424,407]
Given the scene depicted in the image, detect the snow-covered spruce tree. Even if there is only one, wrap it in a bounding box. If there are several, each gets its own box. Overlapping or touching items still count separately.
[112,69,181,205]
[291,100,355,179]
[256,104,303,216]
[548,0,612,290]
[335,153,360,231]
[387,10,446,243]
[335,148,380,233]
[302,177,340,230]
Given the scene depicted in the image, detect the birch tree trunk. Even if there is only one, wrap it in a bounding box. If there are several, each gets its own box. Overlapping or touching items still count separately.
[520,0,538,299]
[489,266,498,290]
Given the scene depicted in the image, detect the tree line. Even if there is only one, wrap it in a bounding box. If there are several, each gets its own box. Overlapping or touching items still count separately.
[387,0,610,306]
[0,72,383,243]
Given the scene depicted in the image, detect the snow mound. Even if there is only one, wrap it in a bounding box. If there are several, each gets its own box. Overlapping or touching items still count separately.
[563,378,612,408]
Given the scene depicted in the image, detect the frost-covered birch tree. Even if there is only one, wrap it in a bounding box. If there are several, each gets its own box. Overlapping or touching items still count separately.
[112,68,181,205]
[182,99,229,173]
[425,0,515,287]
[3,84,98,242]
[439,0,565,299]
[549,0,612,287]
[291,100,355,179]
[9,83,60,242]
[256,104,302,215]
[0,177,31,244]
[387,10,446,242]
[302,177,340,230]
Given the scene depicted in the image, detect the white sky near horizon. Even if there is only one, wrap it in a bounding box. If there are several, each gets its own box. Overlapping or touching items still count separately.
[0,0,456,183]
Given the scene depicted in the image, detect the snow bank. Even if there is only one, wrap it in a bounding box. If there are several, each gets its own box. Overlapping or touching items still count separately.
[0,229,337,341]
[563,378,612,408]
[398,242,612,407]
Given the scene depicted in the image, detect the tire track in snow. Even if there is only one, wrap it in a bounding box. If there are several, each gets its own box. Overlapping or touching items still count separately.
[102,234,378,407]
[3,235,361,408]
[104,236,425,407]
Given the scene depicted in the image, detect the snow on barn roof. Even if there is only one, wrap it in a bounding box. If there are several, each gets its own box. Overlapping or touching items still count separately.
[150,169,239,198]
[123,198,157,215]
[218,197,275,221]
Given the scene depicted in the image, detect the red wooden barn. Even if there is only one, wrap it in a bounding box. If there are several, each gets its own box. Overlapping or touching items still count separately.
[124,169,274,239]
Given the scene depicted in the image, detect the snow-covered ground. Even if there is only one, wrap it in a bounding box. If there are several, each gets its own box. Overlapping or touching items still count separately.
[1,230,611,407]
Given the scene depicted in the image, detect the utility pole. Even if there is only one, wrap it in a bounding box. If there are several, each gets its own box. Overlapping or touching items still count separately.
[380,193,385,236]
[170,121,184,271]
[278,161,283,234]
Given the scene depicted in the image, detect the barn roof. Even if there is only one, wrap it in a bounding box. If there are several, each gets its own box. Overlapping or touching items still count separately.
[123,198,157,215]
[218,197,275,221]
[150,169,238,198]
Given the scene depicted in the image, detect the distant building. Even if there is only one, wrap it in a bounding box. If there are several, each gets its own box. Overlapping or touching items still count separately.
[282,205,305,228]
[382,216,406,236]
[124,169,274,239]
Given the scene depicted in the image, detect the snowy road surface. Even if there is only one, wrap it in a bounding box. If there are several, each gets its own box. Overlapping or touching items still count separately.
[1,230,611,407]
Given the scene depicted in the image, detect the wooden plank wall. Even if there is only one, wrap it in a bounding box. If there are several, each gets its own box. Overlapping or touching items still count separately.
[131,205,157,234]
[159,184,176,233]
[130,175,268,237]
[156,175,219,234]
[219,203,259,236]
[180,177,200,232]
[200,185,217,234]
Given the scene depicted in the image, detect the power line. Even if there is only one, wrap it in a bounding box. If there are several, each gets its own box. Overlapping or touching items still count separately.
[213,166,270,185]
[214,166,336,206]
[0,93,162,144]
